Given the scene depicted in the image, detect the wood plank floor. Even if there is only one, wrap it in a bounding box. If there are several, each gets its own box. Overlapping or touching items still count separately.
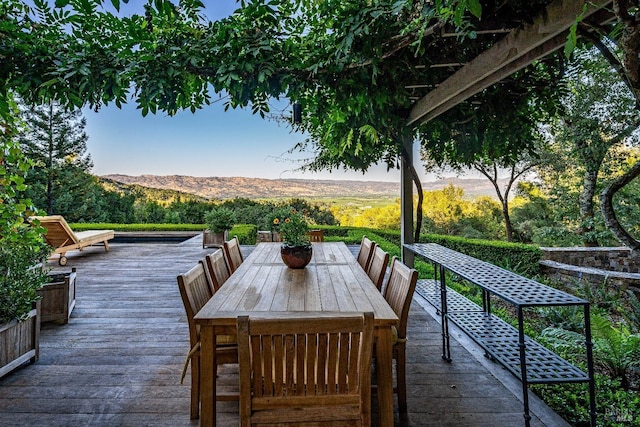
[0,236,569,426]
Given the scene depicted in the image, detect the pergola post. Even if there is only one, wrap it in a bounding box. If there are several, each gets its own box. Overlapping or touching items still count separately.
[401,135,415,268]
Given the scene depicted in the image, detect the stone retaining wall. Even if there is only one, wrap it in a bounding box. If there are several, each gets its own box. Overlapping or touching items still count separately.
[539,247,640,299]
[540,247,639,273]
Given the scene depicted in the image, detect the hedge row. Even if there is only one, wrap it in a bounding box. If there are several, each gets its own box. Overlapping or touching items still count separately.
[230,224,257,245]
[369,229,541,277]
[70,223,208,232]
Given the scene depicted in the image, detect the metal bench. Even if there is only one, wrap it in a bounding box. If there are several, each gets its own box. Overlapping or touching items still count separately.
[405,243,596,427]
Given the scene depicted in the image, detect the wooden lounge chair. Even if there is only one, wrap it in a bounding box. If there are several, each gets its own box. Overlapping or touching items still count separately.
[33,215,114,266]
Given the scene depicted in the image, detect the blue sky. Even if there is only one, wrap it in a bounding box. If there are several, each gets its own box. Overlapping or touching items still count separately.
[78,0,413,183]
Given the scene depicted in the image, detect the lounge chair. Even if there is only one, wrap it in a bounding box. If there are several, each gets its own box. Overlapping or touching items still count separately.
[33,215,114,266]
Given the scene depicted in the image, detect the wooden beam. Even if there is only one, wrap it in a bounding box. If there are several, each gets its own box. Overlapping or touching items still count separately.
[408,0,612,126]
[421,33,568,123]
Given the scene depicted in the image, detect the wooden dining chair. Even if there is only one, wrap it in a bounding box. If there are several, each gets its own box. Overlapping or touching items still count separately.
[223,235,243,273]
[177,263,238,419]
[237,312,375,427]
[356,235,375,271]
[381,256,418,414]
[308,229,324,242]
[201,249,230,292]
[366,245,389,291]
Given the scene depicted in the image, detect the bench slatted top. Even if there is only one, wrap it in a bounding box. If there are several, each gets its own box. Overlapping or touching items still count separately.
[405,243,587,307]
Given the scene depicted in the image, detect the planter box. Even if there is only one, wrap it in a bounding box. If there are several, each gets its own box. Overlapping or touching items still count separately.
[0,300,40,378]
[37,269,76,324]
[203,230,228,248]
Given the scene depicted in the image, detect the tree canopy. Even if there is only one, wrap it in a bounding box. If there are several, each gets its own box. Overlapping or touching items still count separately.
[2,0,562,172]
[3,0,639,247]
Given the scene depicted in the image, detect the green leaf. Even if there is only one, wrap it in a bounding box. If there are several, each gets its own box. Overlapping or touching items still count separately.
[467,0,482,19]
[565,4,586,58]
[564,23,578,58]
[110,0,120,12]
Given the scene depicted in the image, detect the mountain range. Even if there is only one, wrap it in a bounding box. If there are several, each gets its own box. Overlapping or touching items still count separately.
[102,174,506,200]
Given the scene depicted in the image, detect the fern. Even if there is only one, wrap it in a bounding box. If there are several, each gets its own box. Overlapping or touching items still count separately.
[542,314,640,390]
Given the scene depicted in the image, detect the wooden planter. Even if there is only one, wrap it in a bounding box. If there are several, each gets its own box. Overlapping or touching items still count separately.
[203,230,228,248]
[37,269,77,324]
[0,300,40,378]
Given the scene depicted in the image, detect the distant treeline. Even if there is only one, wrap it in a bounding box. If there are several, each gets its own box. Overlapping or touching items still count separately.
[104,180,338,228]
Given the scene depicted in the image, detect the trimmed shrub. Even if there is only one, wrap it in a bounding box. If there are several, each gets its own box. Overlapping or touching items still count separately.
[230,224,257,245]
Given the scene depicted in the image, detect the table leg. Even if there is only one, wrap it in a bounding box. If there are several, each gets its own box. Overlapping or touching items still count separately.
[200,325,217,426]
[376,327,394,427]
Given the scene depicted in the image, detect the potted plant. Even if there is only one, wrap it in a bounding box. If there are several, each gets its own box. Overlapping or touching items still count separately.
[277,209,312,269]
[203,207,236,248]
[0,131,50,378]
[266,207,291,243]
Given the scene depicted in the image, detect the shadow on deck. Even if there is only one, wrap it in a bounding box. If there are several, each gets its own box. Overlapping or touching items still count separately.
[0,236,568,426]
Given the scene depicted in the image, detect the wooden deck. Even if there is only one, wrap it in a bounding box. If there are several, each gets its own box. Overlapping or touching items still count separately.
[0,236,569,426]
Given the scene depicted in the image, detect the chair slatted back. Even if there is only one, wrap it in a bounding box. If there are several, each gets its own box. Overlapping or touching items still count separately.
[356,236,375,272]
[308,229,324,242]
[223,235,244,273]
[237,313,374,426]
[178,262,238,419]
[33,215,79,247]
[202,249,231,292]
[383,257,418,340]
[367,246,390,291]
[177,263,213,347]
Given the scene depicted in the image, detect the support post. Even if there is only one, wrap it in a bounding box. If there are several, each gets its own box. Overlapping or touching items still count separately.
[401,135,415,267]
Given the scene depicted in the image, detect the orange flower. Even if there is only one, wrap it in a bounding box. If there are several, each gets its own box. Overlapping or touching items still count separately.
[273,218,279,225]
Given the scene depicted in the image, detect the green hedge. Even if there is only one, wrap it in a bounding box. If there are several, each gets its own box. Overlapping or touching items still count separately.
[70,223,259,245]
[370,229,541,276]
[230,224,257,245]
[70,223,207,232]
[421,233,542,276]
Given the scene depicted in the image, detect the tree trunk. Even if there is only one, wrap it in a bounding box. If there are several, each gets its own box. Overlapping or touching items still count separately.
[412,168,423,243]
[613,0,640,104]
[579,168,600,247]
[46,102,54,214]
[600,161,640,251]
[502,200,514,242]
[473,163,532,243]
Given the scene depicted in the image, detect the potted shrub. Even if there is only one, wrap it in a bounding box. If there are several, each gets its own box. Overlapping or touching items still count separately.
[277,209,312,269]
[0,132,50,378]
[266,207,291,243]
[203,207,236,248]
[0,227,50,378]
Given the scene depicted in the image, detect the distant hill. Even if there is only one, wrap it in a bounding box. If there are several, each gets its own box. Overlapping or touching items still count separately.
[102,174,507,200]
[99,177,208,203]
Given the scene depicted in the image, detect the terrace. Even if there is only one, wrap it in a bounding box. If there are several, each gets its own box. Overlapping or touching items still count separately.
[0,237,569,426]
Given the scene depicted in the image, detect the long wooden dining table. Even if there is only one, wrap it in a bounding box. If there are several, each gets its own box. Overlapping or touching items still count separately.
[194,241,399,426]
